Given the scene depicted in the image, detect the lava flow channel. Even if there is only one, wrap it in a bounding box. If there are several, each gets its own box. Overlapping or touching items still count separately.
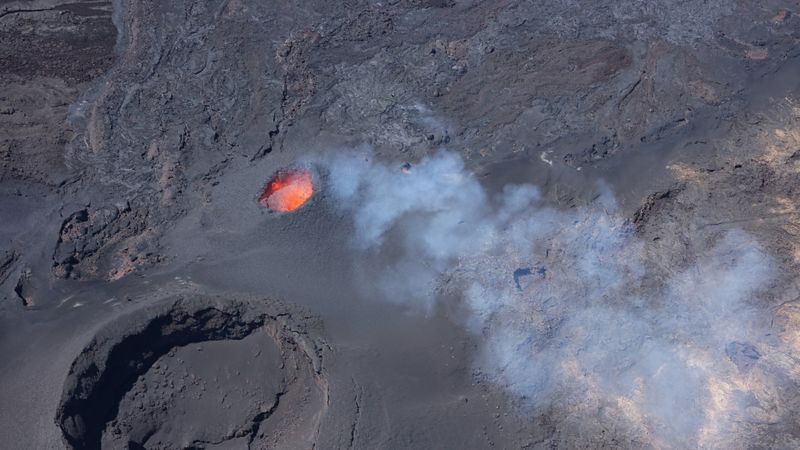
[259,168,314,212]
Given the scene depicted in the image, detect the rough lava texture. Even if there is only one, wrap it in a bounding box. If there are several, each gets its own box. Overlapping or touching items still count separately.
[2,0,800,448]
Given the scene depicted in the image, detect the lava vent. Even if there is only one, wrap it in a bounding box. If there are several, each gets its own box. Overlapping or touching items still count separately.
[259,167,313,212]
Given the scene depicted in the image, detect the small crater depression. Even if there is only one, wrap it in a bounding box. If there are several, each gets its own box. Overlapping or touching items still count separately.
[56,296,336,450]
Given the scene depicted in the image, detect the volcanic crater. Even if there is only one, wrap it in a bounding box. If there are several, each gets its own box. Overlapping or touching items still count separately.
[57,296,337,450]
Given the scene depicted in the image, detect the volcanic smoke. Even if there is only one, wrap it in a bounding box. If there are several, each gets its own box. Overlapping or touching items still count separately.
[259,167,313,212]
[318,149,778,448]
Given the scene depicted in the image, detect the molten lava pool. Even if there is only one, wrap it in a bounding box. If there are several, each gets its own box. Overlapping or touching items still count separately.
[259,168,313,212]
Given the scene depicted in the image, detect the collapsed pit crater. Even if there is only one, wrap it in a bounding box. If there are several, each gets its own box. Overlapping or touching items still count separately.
[56,296,331,450]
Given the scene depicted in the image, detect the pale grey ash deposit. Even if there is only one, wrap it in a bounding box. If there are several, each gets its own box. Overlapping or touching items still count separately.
[2,0,800,449]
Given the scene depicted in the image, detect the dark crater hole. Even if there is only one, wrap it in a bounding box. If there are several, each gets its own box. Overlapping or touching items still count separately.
[56,296,327,450]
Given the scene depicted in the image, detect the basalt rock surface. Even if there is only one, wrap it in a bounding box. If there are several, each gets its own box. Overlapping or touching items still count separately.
[2,0,800,448]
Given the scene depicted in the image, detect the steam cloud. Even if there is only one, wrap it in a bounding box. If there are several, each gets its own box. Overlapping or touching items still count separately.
[317,149,782,447]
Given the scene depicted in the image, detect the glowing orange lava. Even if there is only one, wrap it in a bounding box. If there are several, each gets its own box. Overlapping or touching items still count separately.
[259,168,313,212]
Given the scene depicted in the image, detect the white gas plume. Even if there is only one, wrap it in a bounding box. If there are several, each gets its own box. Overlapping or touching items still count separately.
[316,149,781,447]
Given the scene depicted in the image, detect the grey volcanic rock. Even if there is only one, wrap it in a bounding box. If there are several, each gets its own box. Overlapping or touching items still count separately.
[0,249,17,285]
[726,341,761,373]
[2,0,800,449]
[52,204,156,280]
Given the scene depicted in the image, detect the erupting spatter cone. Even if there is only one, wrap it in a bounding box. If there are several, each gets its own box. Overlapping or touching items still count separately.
[259,167,313,212]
